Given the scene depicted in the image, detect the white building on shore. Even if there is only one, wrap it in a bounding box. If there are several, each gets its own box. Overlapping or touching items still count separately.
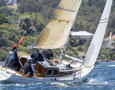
[70,31,94,39]
[103,32,115,48]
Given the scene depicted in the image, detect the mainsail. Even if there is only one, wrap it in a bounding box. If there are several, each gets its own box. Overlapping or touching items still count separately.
[34,0,82,49]
[83,0,113,66]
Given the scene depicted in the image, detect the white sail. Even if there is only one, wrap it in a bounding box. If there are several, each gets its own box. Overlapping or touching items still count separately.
[83,0,113,66]
[34,0,82,49]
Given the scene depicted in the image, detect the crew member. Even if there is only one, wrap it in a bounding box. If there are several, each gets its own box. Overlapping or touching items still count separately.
[4,51,13,67]
[24,58,37,77]
[6,45,21,71]
[12,45,22,71]
[31,49,44,64]
[42,49,53,59]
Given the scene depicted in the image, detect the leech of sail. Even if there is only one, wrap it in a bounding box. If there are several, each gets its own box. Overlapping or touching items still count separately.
[34,0,82,49]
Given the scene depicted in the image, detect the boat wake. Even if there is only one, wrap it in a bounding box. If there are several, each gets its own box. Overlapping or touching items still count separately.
[87,78,109,85]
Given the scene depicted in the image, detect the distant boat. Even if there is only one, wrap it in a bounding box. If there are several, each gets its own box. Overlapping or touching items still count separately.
[0,0,113,83]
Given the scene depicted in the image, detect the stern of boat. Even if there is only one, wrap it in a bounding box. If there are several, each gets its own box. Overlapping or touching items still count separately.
[0,66,12,81]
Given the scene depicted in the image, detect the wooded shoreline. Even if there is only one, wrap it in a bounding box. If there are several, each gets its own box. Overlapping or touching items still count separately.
[0,0,115,61]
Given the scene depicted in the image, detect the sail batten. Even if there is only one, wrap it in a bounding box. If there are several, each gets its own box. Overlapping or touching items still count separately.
[34,0,82,49]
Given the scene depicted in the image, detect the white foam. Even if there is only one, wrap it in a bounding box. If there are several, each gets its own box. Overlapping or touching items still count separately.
[108,65,115,67]
[51,82,68,87]
[16,83,26,87]
[87,78,109,85]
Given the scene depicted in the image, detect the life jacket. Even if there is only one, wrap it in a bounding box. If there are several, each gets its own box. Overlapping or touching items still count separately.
[38,53,44,61]
[31,52,38,63]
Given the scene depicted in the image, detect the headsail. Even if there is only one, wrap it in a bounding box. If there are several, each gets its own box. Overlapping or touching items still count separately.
[83,0,113,66]
[34,0,82,49]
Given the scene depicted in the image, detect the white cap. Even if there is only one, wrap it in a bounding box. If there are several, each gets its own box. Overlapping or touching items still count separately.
[9,51,13,54]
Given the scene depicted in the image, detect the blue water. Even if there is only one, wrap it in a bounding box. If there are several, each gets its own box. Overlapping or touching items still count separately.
[0,62,115,90]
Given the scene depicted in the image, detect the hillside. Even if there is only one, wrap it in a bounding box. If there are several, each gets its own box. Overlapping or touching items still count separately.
[0,0,115,61]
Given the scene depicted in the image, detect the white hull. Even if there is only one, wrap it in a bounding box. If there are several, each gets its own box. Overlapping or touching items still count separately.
[0,65,94,84]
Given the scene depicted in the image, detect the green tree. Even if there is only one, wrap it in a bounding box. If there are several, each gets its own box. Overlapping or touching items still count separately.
[17,0,60,18]
[17,0,21,3]
[0,14,9,24]
[0,7,13,16]
[0,38,8,47]
[18,13,48,35]
[0,0,7,7]
[18,16,36,35]
[18,0,40,13]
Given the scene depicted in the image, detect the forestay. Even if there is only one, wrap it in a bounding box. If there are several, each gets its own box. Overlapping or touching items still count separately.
[83,0,113,66]
[34,0,82,49]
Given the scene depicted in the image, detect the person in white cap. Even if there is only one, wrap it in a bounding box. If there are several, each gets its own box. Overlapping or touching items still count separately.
[4,51,13,66]
[24,57,37,77]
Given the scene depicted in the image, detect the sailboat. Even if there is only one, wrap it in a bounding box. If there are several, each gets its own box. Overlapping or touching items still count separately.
[0,0,113,83]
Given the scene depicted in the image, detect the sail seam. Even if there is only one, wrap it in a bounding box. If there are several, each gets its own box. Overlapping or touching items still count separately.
[101,17,108,20]
[100,17,108,23]
[100,21,108,23]
[57,7,77,12]
[53,18,74,23]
